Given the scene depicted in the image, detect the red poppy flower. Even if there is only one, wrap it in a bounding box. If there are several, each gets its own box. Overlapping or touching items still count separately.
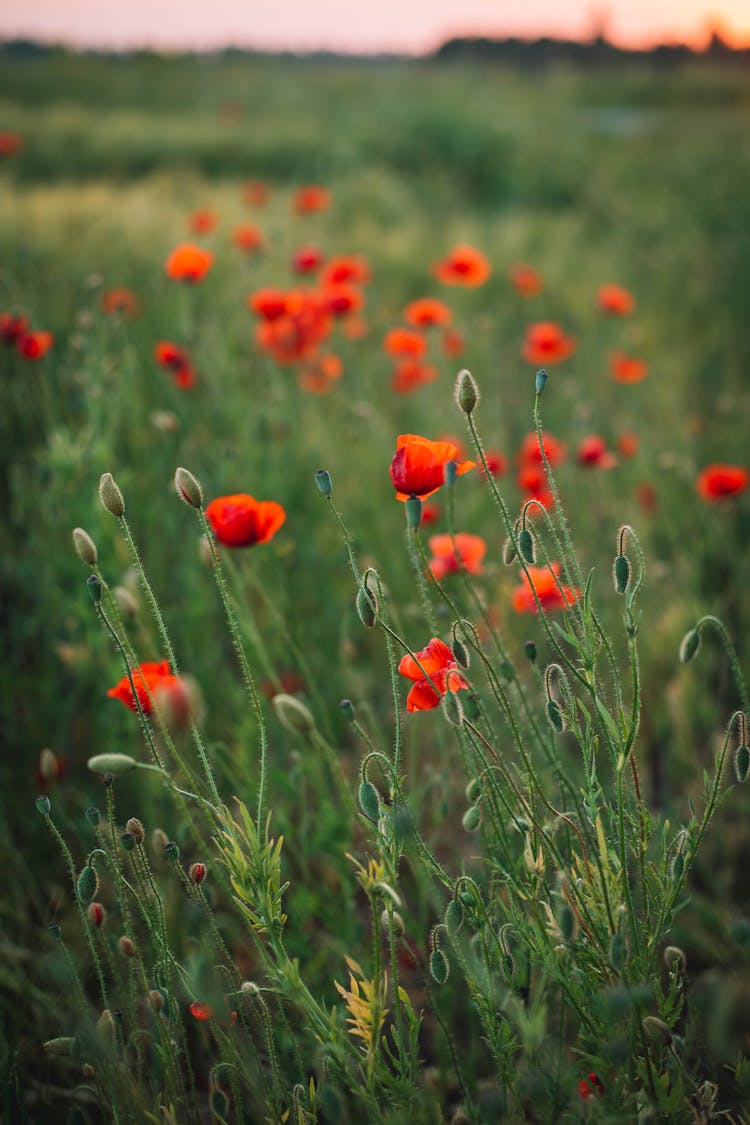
[421,503,441,526]
[598,284,634,315]
[617,431,639,458]
[205,494,286,547]
[433,244,491,287]
[442,327,465,358]
[153,340,195,389]
[164,243,214,284]
[292,245,324,274]
[232,223,265,253]
[0,313,29,345]
[321,255,370,286]
[403,297,452,328]
[293,185,331,214]
[322,284,364,318]
[516,464,554,510]
[17,330,53,360]
[636,481,658,514]
[511,563,580,614]
[508,262,543,298]
[297,352,343,394]
[390,434,475,501]
[398,638,469,712]
[428,533,486,580]
[391,359,439,394]
[101,288,140,317]
[248,287,288,322]
[517,431,567,468]
[189,1001,238,1027]
[577,435,616,469]
[609,351,648,384]
[188,209,218,236]
[578,1072,606,1102]
[696,464,749,502]
[108,660,181,714]
[254,291,332,365]
[480,450,508,478]
[0,131,23,158]
[383,327,427,358]
[243,180,270,206]
[521,322,575,366]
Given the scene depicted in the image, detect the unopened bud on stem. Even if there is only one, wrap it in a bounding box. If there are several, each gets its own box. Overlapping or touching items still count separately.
[455,369,479,415]
[99,473,125,518]
[174,467,203,509]
[72,527,98,566]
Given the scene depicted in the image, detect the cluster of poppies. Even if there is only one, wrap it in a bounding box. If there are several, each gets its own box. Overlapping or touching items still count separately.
[0,312,53,360]
[381,297,464,394]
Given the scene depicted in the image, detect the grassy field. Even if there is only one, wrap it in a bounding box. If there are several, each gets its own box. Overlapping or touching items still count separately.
[2,48,750,1122]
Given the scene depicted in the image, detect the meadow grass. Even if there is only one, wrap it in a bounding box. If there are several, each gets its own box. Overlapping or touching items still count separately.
[2,48,750,1122]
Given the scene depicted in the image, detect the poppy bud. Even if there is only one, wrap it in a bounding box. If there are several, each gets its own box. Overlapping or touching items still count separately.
[85,806,101,827]
[241,980,261,997]
[72,527,98,566]
[358,780,380,821]
[38,747,59,781]
[465,777,481,802]
[97,1009,116,1039]
[87,902,105,928]
[451,633,470,670]
[430,947,449,984]
[272,693,316,736]
[114,586,139,617]
[98,472,125,518]
[519,528,535,564]
[613,554,630,595]
[609,932,628,972]
[356,584,377,628]
[445,898,464,935]
[151,827,169,854]
[339,698,355,722]
[442,689,464,727]
[664,945,686,972]
[35,795,51,816]
[314,468,332,498]
[405,495,422,530]
[679,629,701,664]
[535,368,548,395]
[503,537,517,565]
[211,1090,229,1118]
[500,661,515,683]
[455,369,478,415]
[120,832,136,853]
[523,640,537,663]
[462,805,481,832]
[462,692,481,721]
[77,865,99,904]
[118,935,136,958]
[735,743,750,784]
[164,841,180,861]
[43,1037,76,1056]
[82,1063,95,1079]
[547,700,565,733]
[87,753,137,775]
[125,817,145,843]
[174,466,203,509]
[642,1015,673,1046]
[189,862,207,885]
[86,574,102,606]
[149,989,165,1012]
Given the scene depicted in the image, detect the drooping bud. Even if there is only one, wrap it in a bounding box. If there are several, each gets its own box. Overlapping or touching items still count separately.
[35,795,51,816]
[77,865,99,904]
[462,805,481,832]
[503,537,517,565]
[98,472,125,518]
[72,527,98,566]
[314,468,332,498]
[455,369,478,415]
[356,583,378,628]
[174,467,203,509]
[189,862,207,885]
[451,633,470,670]
[613,554,630,595]
[405,494,422,530]
[535,368,548,395]
[735,742,750,784]
[86,574,102,606]
[547,700,565,733]
[87,753,137,775]
[445,898,464,935]
[519,528,535,564]
[358,780,380,821]
[272,693,316,736]
[442,689,464,727]
[465,777,481,803]
[429,947,449,984]
[679,629,701,664]
[87,902,105,928]
[125,817,145,843]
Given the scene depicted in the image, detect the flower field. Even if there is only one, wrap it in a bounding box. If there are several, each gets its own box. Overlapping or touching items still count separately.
[2,48,750,1122]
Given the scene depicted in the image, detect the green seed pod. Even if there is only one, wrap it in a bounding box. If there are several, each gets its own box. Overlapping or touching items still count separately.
[430,947,449,985]
[77,865,99,905]
[547,700,565,733]
[462,805,481,832]
[35,795,51,816]
[455,369,479,415]
[72,527,98,566]
[613,554,630,595]
[358,780,380,821]
[679,629,701,664]
[735,744,750,784]
[86,574,102,606]
[98,472,125,518]
[314,468,332,498]
[519,528,535,564]
[405,494,422,530]
[273,693,316,736]
[535,368,548,395]
[609,932,628,972]
[356,584,378,629]
[445,898,464,935]
[87,753,137,775]
[442,690,464,727]
[174,466,203,509]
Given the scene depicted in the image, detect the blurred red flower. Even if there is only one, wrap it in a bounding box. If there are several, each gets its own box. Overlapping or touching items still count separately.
[390,434,475,500]
[321,255,370,286]
[511,563,580,614]
[403,297,453,328]
[0,131,23,158]
[205,494,286,547]
[248,288,288,321]
[610,351,648,383]
[636,481,658,515]
[578,1073,606,1102]
[521,322,575,365]
[480,450,508,478]
[322,284,364,318]
[108,660,180,714]
[17,330,53,360]
[292,245,324,274]
[516,463,554,510]
[517,431,567,467]
[427,533,486,580]
[617,431,639,458]
[232,223,265,253]
[696,464,749,502]
[442,327,465,357]
[508,262,543,297]
[293,185,331,214]
[243,180,270,206]
[398,638,469,712]
[433,245,491,287]
[154,340,195,389]
[188,209,218,236]
[189,1001,238,1027]
[297,351,343,394]
[391,359,439,394]
[383,327,427,358]
[598,283,634,315]
[101,288,140,317]
[0,313,29,345]
[576,435,616,469]
[164,243,214,284]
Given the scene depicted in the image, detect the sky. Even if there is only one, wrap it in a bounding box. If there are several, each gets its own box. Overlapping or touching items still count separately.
[1,0,749,54]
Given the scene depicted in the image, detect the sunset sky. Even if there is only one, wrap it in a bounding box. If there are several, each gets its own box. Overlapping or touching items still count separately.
[2,0,749,54]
